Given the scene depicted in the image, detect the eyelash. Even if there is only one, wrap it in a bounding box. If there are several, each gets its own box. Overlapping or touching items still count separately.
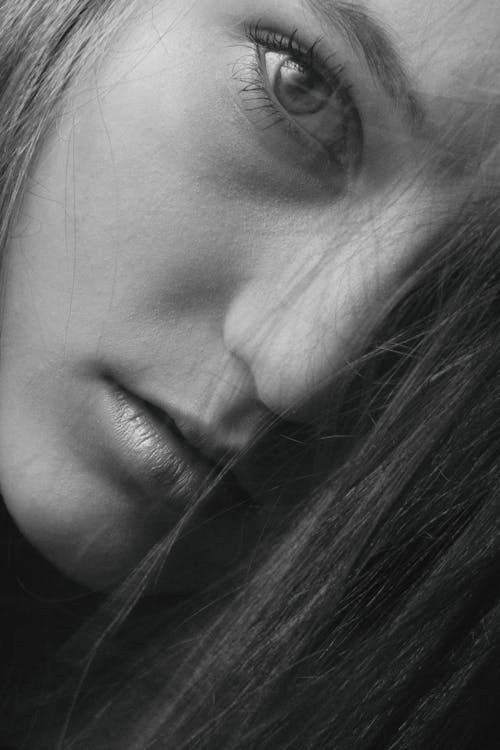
[238,21,353,128]
[233,21,364,181]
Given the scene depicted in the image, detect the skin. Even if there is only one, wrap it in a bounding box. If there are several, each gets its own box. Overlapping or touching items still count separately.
[0,0,498,590]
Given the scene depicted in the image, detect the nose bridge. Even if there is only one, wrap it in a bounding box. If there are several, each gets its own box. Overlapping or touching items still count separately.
[223,256,353,423]
[222,178,436,423]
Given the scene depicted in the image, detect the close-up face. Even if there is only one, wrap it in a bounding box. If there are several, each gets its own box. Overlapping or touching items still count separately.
[0,0,498,591]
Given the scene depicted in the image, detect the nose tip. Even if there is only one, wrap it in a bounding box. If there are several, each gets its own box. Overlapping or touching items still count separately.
[223,280,344,426]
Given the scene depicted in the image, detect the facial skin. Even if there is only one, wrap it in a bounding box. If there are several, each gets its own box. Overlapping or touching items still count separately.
[0,0,498,590]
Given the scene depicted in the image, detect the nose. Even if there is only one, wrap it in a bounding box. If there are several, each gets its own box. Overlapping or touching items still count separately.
[222,175,436,426]
[223,253,370,426]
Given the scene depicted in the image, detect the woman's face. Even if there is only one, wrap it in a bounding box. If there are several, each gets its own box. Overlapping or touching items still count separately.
[0,0,498,590]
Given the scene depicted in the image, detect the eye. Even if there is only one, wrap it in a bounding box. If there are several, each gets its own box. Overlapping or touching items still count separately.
[242,24,363,178]
[265,52,333,116]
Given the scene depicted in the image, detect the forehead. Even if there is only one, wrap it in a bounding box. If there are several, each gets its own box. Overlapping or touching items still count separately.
[365,0,499,92]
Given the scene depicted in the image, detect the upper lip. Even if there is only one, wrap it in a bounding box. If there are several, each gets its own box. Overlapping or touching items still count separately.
[168,411,260,466]
[114,379,325,505]
[117,387,342,540]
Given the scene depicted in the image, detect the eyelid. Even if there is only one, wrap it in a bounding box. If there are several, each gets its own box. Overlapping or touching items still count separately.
[240,21,363,168]
[243,20,353,103]
[225,17,365,193]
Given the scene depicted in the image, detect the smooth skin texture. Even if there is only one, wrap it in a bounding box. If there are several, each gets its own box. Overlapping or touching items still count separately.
[0,0,498,589]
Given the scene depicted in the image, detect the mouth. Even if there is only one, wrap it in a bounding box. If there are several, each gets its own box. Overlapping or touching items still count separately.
[101,381,246,514]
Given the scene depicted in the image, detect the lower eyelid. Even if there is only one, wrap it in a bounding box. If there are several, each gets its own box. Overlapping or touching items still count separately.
[262,55,360,163]
[229,35,362,189]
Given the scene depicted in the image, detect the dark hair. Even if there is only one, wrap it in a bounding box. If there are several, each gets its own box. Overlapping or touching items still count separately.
[1,3,500,749]
[47,189,497,750]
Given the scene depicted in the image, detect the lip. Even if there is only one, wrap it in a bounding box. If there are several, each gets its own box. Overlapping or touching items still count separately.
[101,381,227,511]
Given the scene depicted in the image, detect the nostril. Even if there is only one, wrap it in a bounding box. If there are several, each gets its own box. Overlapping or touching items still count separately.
[174,418,238,465]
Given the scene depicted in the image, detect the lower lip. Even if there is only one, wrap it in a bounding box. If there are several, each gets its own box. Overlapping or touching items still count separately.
[101,383,214,508]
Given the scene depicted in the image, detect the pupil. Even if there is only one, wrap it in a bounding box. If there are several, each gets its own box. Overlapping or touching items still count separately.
[275,59,331,115]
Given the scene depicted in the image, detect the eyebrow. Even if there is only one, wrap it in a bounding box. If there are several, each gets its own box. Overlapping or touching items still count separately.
[306,0,425,129]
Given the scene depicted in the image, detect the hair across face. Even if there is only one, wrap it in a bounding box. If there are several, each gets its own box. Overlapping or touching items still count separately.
[0,0,498,593]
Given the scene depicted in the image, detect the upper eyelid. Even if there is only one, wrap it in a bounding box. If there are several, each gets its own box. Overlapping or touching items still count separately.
[242,21,359,114]
[305,1,425,131]
[243,21,341,76]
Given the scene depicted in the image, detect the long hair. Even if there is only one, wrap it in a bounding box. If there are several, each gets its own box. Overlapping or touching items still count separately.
[0,0,139,310]
[58,190,500,750]
[1,3,500,749]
